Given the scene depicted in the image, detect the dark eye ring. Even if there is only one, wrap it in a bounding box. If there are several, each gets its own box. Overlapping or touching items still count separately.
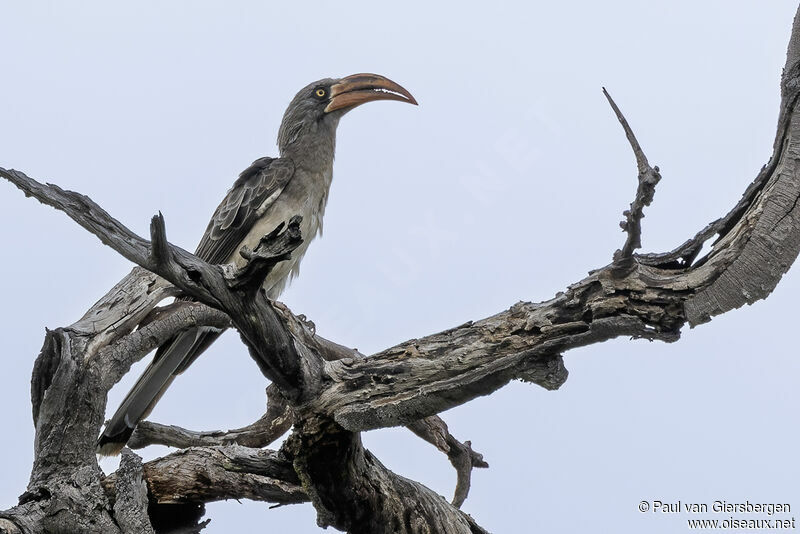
[315,88,326,98]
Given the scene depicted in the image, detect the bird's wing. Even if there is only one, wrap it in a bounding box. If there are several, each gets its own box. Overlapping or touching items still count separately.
[194,156,296,264]
[97,157,297,456]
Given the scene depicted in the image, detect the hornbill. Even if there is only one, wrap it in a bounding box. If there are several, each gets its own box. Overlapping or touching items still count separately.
[97,74,417,455]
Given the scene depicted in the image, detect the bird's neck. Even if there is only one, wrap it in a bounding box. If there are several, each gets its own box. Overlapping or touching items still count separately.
[278,117,338,171]
[280,133,336,172]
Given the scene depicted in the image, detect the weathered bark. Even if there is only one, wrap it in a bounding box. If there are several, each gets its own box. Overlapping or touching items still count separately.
[101,446,306,507]
[112,450,156,534]
[2,6,800,533]
[284,416,487,534]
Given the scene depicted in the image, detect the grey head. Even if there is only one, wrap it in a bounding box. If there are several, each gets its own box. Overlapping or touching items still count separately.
[277,73,417,157]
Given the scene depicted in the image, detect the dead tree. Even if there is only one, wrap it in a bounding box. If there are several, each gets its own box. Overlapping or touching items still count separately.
[2,7,800,534]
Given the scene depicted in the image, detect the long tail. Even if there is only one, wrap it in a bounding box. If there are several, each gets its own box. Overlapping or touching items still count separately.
[96,328,221,456]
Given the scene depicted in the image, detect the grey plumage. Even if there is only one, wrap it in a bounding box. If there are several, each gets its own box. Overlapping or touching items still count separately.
[97,74,416,455]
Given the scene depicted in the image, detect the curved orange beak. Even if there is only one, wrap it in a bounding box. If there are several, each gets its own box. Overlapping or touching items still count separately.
[325,73,418,113]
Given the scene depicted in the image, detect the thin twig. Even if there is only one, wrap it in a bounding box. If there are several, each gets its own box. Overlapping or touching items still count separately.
[408,418,488,508]
[603,88,662,262]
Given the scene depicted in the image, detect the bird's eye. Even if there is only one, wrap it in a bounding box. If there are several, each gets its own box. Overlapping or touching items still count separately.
[315,88,327,99]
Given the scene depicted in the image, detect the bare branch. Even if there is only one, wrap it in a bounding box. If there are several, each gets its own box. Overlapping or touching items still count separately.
[281,309,490,506]
[146,210,312,401]
[102,446,307,506]
[603,88,662,262]
[408,417,488,508]
[129,385,291,450]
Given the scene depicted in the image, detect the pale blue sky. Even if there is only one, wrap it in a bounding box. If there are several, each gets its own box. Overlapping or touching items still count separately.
[1,2,799,532]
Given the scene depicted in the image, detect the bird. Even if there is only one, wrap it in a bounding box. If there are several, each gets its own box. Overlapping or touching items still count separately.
[97,73,417,456]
